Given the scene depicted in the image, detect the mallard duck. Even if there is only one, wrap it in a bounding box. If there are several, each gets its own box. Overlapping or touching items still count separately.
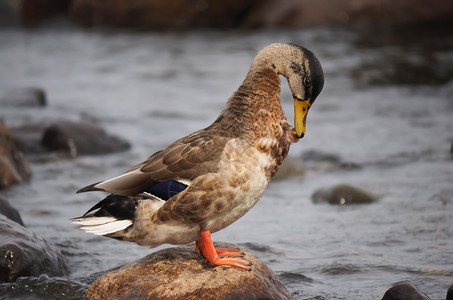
[73,43,324,270]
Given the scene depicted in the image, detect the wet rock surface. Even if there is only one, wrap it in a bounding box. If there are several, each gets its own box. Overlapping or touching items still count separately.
[0,196,24,225]
[85,242,294,300]
[0,215,69,283]
[0,120,31,188]
[0,274,88,300]
[381,282,429,300]
[312,184,378,205]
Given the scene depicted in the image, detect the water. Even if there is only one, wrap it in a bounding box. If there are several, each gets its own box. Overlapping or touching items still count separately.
[0,21,452,299]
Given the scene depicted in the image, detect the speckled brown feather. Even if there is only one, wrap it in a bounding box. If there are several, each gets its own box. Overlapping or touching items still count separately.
[132,133,231,180]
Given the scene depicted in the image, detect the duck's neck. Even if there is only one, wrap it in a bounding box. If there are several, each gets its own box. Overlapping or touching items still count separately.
[221,68,286,137]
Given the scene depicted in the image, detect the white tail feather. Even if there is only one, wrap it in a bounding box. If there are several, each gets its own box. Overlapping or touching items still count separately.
[72,217,132,236]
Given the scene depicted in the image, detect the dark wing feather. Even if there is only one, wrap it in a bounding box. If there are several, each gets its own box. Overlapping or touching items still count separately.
[76,194,141,220]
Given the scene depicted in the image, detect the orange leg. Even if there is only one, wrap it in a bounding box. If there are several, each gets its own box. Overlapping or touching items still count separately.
[195,230,250,270]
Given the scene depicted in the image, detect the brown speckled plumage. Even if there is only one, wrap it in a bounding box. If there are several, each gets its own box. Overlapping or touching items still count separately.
[74,43,324,258]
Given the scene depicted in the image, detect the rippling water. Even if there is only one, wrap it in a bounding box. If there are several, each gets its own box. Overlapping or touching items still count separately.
[0,21,452,299]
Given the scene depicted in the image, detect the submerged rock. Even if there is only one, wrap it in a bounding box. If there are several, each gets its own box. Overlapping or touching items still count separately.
[0,120,31,188]
[0,87,47,107]
[381,282,429,300]
[450,141,453,157]
[0,197,24,226]
[0,215,69,283]
[85,242,294,300]
[312,184,378,205]
[41,121,130,157]
[301,149,361,173]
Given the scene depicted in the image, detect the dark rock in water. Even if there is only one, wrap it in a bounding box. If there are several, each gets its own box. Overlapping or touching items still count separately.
[0,197,24,226]
[85,242,294,300]
[312,184,378,205]
[41,121,130,157]
[381,282,429,300]
[0,215,69,283]
[273,155,305,181]
[0,120,31,188]
[0,87,46,107]
[301,149,342,163]
[11,121,131,160]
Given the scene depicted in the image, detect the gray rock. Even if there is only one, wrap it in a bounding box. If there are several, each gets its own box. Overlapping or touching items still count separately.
[0,87,46,107]
[301,149,342,163]
[450,142,453,158]
[312,184,378,205]
[85,242,294,300]
[381,282,429,300]
[41,121,130,157]
[0,197,24,226]
[0,215,69,283]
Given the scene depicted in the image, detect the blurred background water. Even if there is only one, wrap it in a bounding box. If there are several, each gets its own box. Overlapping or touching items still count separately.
[0,15,452,300]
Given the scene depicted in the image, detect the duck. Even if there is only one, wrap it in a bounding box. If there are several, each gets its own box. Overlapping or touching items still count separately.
[73,43,324,270]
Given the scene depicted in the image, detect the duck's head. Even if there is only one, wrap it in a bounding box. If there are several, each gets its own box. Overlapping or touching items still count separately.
[254,43,324,138]
[286,44,324,138]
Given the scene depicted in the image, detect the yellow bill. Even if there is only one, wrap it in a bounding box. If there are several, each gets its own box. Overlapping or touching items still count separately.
[294,98,311,138]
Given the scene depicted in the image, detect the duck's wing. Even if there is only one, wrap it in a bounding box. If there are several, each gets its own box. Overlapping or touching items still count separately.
[77,130,230,196]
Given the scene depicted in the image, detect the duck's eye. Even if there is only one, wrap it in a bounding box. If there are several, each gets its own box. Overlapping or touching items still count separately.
[304,77,312,86]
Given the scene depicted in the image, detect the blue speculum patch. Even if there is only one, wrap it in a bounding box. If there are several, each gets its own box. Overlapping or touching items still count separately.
[147,180,188,200]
